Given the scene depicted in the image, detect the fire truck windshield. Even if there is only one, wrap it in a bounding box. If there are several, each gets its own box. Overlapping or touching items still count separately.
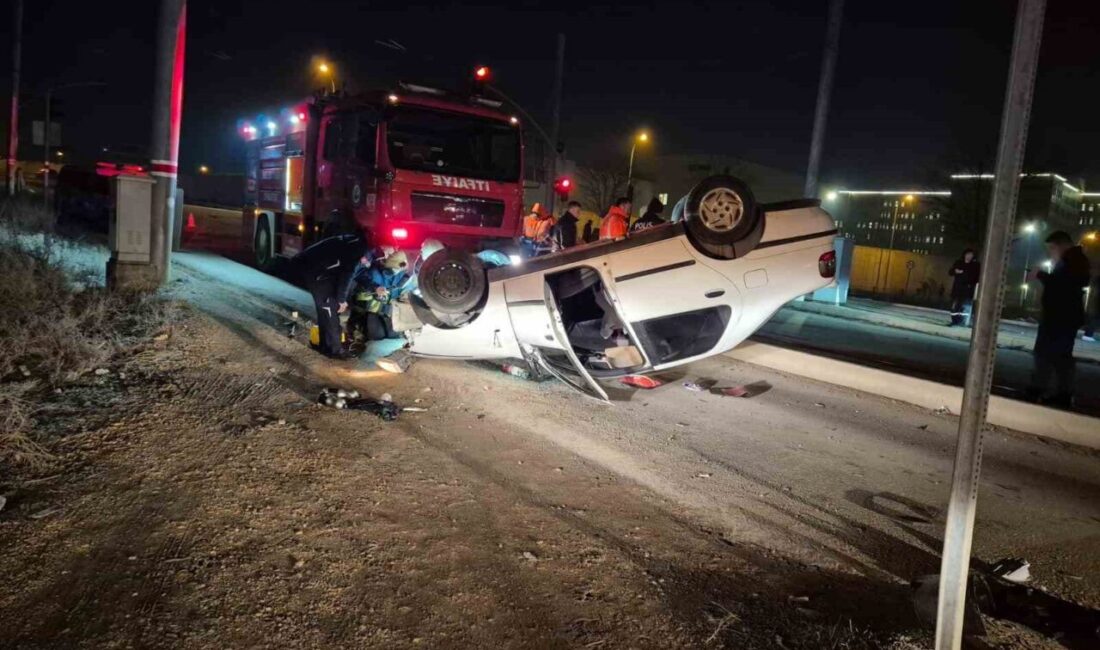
[386,107,520,183]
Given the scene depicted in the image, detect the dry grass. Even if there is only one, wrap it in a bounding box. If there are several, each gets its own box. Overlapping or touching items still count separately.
[0,198,179,478]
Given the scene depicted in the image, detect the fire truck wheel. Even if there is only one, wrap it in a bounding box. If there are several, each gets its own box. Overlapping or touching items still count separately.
[418,249,487,316]
[683,175,761,259]
[254,217,276,271]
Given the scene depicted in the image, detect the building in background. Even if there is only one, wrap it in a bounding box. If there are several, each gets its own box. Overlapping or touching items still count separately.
[828,190,952,256]
[825,171,1094,309]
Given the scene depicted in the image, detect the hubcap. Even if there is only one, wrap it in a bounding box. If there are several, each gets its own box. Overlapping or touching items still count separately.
[698,188,744,232]
[433,262,472,301]
[257,227,270,262]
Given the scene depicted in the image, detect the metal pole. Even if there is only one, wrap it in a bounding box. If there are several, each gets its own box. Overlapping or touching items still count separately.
[803,0,845,198]
[148,0,187,284]
[934,0,1045,647]
[1020,236,1032,306]
[627,143,636,201]
[546,33,566,214]
[42,89,50,209]
[882,200,901,292]
[6,0,22,196]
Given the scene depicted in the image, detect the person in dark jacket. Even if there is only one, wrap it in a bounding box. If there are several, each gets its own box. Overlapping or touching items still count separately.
[631,197,665,233]
[294,233,368,358]
[947,249,980,326]
[553,201,582,250]
[1025,231,1091,406]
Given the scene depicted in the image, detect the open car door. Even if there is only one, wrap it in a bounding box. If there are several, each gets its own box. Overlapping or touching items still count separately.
[524,280,610,401]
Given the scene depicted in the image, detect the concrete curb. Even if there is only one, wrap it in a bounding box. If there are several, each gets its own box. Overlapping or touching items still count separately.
[784,300,1100,363]
[725,341,1100,450]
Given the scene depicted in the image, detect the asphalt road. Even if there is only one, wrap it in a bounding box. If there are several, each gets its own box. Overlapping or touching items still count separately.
[171,250,1100,642]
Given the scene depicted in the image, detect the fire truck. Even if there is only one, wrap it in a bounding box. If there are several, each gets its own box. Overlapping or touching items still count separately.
[241,80,525,269]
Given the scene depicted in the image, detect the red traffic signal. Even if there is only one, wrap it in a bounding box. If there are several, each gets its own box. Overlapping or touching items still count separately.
[553,176,573,198]
[474,66,491,82]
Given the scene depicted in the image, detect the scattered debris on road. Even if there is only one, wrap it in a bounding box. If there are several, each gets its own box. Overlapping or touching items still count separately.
[934,405,952,414]
[620,375,662,389]
[682,381,705,392]
[719,385,750,397]
[318,387,400,420]
[990,558,1031,584]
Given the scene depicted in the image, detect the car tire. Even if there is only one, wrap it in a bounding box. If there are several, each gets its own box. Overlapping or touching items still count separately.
[418,248,488,316]
[683,175,761,258]
[254,216,275,271]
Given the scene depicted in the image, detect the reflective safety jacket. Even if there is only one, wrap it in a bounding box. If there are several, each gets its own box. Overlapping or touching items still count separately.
[523,213,555,242]
[599,206,629,240]
[348,263,409,315]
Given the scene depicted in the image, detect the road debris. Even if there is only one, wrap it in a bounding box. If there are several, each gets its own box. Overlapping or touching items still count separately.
[521,551,538,562]
[28,507,60,520]
[682,381,705,392]
[501,363,531,380]
[318,388,399,420]
[990,558,1031,583]
[719,385,749,397]
[620,375,662,389]
[94,368,110,376]
[402,407,429,413]
[934,405,951,414]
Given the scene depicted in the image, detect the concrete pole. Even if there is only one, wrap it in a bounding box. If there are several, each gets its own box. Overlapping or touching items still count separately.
[934,0,1045,647]
[546,33,565,214]
[803,0,844,199]
[148,0,187,284]
[6,0,23,195]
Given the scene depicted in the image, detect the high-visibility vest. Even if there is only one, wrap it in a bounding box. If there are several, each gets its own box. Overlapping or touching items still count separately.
[523,214,554,241]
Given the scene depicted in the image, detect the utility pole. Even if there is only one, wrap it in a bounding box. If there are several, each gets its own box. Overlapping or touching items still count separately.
[546,32,566,214]
[148,0,187,283]
[934,0,1045,648]
[803,0,844,199]
[42,89,50,208]
[6,0,23,196]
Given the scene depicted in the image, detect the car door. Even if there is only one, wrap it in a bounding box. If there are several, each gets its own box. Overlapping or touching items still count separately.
[608,236,740,367]
[502,265,610,401]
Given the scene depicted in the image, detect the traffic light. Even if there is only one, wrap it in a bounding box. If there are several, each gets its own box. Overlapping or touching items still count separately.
[553,176,572,199]
[473,66,491,82]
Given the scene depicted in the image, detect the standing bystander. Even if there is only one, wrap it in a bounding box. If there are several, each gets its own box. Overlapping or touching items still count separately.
[947,248,980,326]
[1025,231,1091,407]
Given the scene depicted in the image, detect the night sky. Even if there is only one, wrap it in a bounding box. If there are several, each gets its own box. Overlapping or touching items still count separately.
[3,0,1098,190]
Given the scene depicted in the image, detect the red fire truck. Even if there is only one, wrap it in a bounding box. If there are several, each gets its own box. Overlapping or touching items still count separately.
[242,82,525,269]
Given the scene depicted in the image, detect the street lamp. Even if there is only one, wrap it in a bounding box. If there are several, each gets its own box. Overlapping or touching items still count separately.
[878,194,914,293]
[626,130,650,201]
[55,151,64,159]
[825,190,839,202]
[316,60,336,93]
[198,164,209,174]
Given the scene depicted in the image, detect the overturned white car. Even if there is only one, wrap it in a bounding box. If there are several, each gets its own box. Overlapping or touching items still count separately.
[389,175,837,399]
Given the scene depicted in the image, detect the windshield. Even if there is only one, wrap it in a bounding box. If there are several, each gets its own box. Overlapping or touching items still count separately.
[386,107,520,183]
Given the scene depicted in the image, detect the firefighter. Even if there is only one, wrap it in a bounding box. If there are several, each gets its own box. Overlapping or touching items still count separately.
[294,233,368,358]
[347,250,410,342]
[599,197,631,240]
[520,203,555,257]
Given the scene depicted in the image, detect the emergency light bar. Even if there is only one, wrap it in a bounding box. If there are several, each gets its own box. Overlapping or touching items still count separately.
[470,97,503,109]
[398,82,446,96]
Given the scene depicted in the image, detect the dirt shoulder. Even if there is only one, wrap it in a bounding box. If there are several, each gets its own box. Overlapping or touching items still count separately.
[0,297,944,649]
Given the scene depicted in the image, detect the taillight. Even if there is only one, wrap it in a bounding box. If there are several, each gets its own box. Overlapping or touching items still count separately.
[818,250,837,278]
[391,227,409,241]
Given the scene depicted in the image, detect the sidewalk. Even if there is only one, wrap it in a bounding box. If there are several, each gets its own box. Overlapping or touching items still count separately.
[785,296,1100,363]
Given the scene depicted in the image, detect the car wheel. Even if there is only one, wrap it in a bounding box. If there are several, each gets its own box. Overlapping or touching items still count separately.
[254,216,275,271]
[418,248,487,316]
[683,175,761,257]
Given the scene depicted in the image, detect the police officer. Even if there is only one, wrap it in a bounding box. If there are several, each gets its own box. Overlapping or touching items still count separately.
[294,233,368,358]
